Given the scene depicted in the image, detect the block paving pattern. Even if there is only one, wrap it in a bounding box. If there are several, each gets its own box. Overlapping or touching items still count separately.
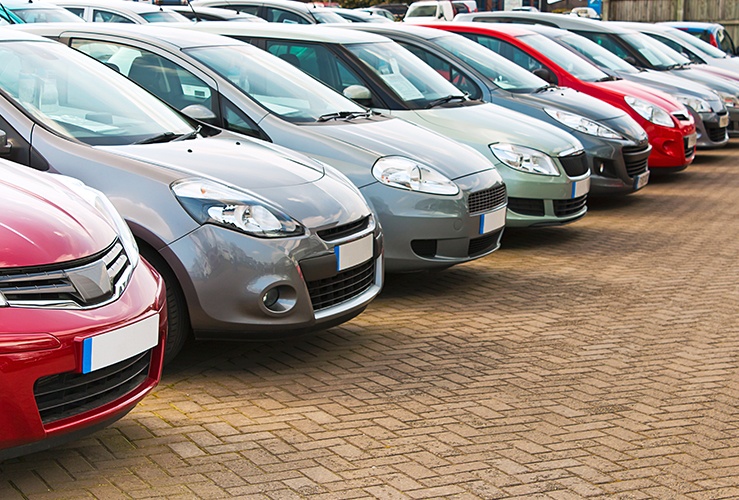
[2,144,739,498]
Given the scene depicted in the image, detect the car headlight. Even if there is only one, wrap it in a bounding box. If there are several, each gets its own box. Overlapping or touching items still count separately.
[52,175,139,268]
[490,143,560,176]
[371,156,459,195]
[624,96,675,128]
[172,178,303,238]
[674,95,712,113]
[718,91,739,108]
[544,108,624,139]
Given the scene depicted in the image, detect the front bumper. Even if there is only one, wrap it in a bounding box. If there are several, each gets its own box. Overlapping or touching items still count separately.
[728,107,739,137]
[361,168,506,273]
[163,219,383,339]
[0,259,166,461]
[642,119,696,170]
[695,109,729,148]
[490,152,590,228]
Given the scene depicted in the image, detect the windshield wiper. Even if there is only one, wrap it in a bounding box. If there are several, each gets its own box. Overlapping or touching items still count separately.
[133,131,180,145]
[173,125,201,142]
[317,111,372,122]
[596,75,620,82]
[425,95,467,109]
[534,84,557,93]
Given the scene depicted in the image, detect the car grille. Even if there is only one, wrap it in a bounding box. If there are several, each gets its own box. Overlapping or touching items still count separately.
[684,136,696,159]
[306,259,375,311]
[468,229,503,257]
[559,152,589,177]
[316,216,370,242]
[554,195,587,217]
[34,350,151,425]
[0,240,132,309]
[507,197,545,217]
[706,125,727,143]
[622,143,650,178]
[467,184,507,215]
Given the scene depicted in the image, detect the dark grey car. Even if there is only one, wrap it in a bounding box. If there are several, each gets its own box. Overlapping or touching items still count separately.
[0,30,383,363]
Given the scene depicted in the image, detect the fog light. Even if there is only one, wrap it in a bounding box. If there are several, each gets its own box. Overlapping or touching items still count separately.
[598,161,605,174]
[263,288,280,309]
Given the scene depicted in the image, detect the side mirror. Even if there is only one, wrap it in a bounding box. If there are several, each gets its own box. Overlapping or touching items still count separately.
[0,130,11,157]
[180,104,217,124]
[437,10,444,18]
[532,67,556,84]
[343,85,373,107]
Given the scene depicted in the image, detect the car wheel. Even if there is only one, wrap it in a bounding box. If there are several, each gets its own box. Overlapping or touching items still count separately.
[139,245,191,365]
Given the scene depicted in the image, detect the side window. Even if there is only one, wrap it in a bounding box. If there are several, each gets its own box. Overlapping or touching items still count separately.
[65,7,84,19]
[0,114,32,168]
[468,34,544,73]
[70,39,215,113]
[400,42,481,99]
[265,7,310,24]
[232,5,259,15]
[221,99,265,140]
[92,10,136,23]
[575,31,631,60]
[650,34,700,63]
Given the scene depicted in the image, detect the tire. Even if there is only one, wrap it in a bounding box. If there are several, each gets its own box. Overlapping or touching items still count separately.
[138,244,190,365]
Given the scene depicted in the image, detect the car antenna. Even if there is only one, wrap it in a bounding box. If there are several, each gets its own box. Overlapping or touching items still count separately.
[186,0,201,22]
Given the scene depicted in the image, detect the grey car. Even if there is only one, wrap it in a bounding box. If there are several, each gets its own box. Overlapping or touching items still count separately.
[191,0,348,24]
[345,23,651,195]
[521,24,730,149]
[0,29,383,362]
[21,23,508,272]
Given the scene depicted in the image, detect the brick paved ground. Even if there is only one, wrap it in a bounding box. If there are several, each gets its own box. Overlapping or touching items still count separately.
[2,143,739,499]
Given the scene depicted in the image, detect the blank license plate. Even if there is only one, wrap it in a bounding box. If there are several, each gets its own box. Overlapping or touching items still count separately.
[335,234,373,271]
[81,314,159,374]
[479,208,506,234]
[571,177,590,198]
[687,133,697,148]
[634,170,649,191]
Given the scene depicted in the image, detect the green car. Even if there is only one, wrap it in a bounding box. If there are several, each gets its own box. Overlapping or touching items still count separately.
[187,23,591,227]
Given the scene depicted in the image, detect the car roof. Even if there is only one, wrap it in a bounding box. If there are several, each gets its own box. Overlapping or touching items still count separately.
[609,21,676,35]
[0,25,57,41]
[454,11,630,33]
[443,21,538,37]
[169,5,255,18]
[662,21,722,30]
[10,21,243,49]
[192,0,311,11]
[340,23,447,40]
[186,21,389,43]
[2,0,71,9]
[51,0,175,14]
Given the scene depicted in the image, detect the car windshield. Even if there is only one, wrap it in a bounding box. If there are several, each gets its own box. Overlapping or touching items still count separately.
[0,41,194,145]
[620,32,691,69]
[313,10,348,23]
[406,4,437,17]
[556,31,639,74]
[433,34,547,91]
[185,43,365,122]
[9,6,84,22]
[346,41,465,107]
[668,27,728,58]
[517,33,608,82]
[140,10,191,23]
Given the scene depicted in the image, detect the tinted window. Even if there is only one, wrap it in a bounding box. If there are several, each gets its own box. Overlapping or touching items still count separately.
[92,10,136,23]
[265,7,310,24]
[574,31,632,60]
[399,42,481,99]
[464,34,545,73]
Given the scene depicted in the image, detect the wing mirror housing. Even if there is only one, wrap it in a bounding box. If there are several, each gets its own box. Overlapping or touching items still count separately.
[343,85,373,107]
[0,130,11,157]
[532,67,557,85]
[180,104,217,124]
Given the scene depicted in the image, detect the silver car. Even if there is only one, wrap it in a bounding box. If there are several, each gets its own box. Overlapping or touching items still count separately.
[19,23,508,272]
[0,30,382,362]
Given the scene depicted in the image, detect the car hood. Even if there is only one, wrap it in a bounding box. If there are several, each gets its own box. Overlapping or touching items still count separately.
[0,161,116,268]
[619,69,722,101]
[596,79,687,113]
[402,102,583,156]
[512,85,626,121]
[99,133,324,190]
[306,116,497,181]
[681,65,739,86]
[667,67,739,94]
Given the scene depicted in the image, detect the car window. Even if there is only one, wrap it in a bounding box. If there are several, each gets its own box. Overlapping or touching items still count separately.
[139,11,190,23]
[65,7,85,19]
[221,99,263,138]
[399,42,481,100]
[647,33,702,63]
[265,40,365,97]
[71,39,216,114]
[265,7,310,24]
[406,5,438,17]
[92,9,136,23]
[12,7,84,23]
[0,40,193,145]
[574,31,632,60]
[463,33,545,74]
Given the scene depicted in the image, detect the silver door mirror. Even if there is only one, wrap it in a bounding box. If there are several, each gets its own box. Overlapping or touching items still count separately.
[180,104,217,123]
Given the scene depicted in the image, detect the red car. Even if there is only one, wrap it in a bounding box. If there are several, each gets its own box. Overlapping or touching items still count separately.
[0,159,167,460]
[427,23,698,171]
